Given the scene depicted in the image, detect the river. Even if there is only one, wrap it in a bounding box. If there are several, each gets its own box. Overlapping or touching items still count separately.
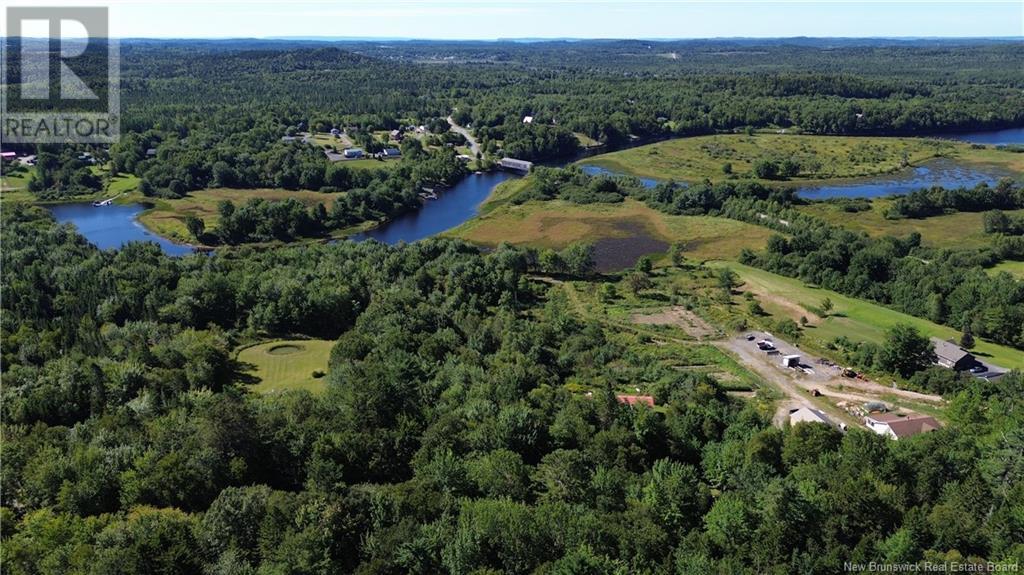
[350,171,517,244]
[47,202,194,256]
[47,127,1023,254]
[934,126,1024,146]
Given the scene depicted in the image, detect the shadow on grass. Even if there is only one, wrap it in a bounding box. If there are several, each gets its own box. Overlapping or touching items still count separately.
[231,359,262,386]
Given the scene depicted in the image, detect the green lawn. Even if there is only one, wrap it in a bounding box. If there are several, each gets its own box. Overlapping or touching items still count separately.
[989,260,1024,280]
[578,133,1011,185]
[1,165,33,191]
[237,339,335,394]
[709,261,1024,370]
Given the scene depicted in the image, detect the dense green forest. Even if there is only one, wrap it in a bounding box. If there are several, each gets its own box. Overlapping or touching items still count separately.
[4,37,1024,574]
[2,206,1023,574]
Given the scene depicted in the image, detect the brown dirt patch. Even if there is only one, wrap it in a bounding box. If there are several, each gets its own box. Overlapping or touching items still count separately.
[630,306,717,339]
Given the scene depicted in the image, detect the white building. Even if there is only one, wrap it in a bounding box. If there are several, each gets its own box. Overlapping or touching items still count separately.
[864,413,940,440]
[788,407,832,426]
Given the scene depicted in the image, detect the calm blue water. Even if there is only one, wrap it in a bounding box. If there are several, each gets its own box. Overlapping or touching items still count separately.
[796,159,1009,200]
[580,165,660,188]
[44,128,1024,254]
[935,126,1024,145]
[582,158,1008,201]
[350,171,518,244]
[47,203,194,256]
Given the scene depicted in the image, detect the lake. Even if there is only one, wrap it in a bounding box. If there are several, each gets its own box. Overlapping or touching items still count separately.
[350,170,518,244]
[48,202,195,256]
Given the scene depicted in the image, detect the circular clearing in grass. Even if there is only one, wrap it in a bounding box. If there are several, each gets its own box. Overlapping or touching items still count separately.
[267,343,305,355]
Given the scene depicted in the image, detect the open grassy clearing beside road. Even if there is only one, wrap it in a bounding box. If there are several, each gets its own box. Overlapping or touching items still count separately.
[708,261,1024,370]
[138,188,344,243]
[579,133,1016,184]
[798,200,1024,249]
[448,196,773,264]
[236,339,335,394]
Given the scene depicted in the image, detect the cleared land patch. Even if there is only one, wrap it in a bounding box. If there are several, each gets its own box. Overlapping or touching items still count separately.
[709,261,1024,370]
[237,339,335,394]
[630,306,718,339]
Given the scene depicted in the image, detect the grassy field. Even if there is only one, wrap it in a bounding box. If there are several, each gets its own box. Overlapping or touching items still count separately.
[708,261,1024,370]
[579,133,1014,184]
[1,165,32,192]
[447,196,774,263]
[138,188,344,243]
[798,200,1024,249]
[989,260,1024,280]
[237,339,335,394]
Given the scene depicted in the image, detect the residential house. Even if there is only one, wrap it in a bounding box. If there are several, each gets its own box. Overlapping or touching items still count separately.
[930,337,974,371]
[865,413,940,440]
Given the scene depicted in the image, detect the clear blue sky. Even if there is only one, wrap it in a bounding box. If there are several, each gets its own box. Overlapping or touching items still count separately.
[20,0,1024,39]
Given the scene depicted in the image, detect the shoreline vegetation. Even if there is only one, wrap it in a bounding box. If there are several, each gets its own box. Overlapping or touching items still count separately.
[5,131,1020,253]
[577,133,1022,186]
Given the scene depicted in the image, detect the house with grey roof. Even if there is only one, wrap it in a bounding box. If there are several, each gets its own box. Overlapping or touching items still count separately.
[930,337,974,371]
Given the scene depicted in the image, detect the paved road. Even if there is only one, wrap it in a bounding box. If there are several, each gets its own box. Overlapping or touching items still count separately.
[447,116,480,157]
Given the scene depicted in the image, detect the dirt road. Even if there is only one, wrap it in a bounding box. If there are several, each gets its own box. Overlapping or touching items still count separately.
[717,331,944,428]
